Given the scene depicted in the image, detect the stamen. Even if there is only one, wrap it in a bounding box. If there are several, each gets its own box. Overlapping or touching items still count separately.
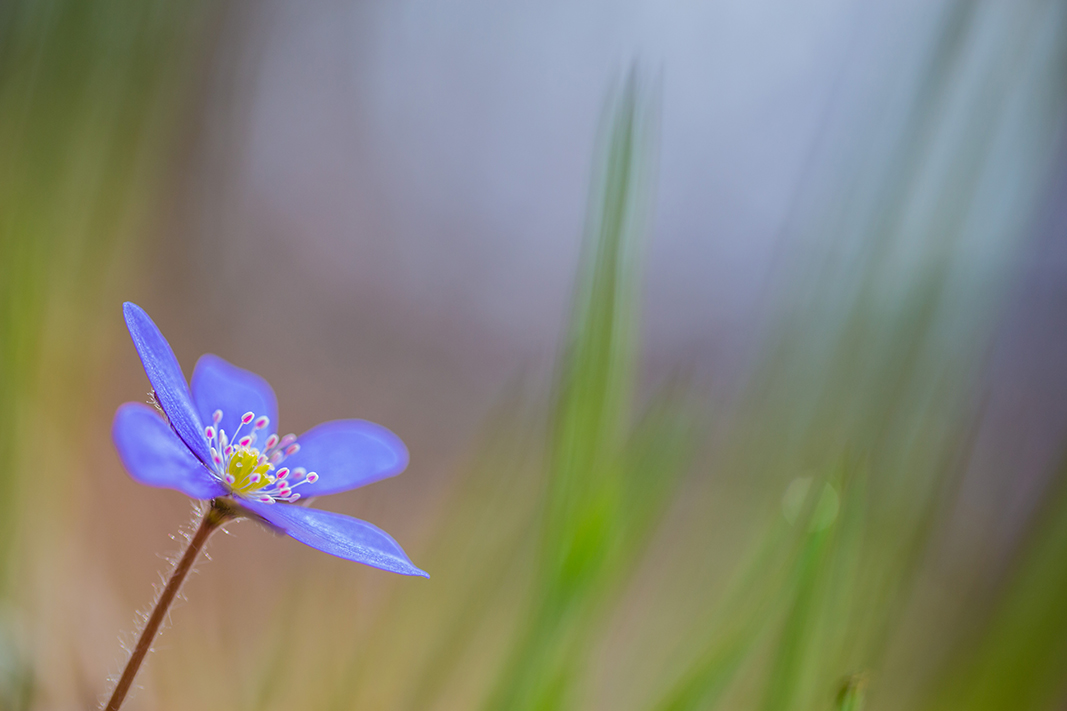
[213,410,223,424]
[205,417,320,502]
[277,469,318,495]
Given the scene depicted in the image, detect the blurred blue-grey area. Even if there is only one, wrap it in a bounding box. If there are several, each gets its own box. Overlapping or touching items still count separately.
[1,0,1067,709]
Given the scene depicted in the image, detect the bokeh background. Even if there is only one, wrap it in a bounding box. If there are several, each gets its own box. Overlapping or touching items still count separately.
[3,1,1067,709]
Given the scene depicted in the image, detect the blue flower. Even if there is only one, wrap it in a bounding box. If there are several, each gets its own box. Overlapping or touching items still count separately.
[112,302,427,577]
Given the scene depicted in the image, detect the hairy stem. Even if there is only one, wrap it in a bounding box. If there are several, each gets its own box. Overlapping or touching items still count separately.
[104,500,235,711]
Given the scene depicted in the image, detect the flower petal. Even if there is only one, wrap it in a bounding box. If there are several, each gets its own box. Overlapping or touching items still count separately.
[240,501,428,577]
[123,302,211,465]
[191,354,279,449]
[112,402,227,499]
[282,420,409,497]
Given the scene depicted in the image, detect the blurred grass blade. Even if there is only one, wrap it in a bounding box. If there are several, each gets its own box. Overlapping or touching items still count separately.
[834,673,868,711]
[922,457,1067,711]
[481,67,680,711]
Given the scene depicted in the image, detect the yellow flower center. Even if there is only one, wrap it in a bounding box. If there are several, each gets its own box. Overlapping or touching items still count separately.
[204,408,314,503]
[226,447,273,495]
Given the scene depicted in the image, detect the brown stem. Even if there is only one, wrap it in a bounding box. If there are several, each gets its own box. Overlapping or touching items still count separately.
[104,500,234,711]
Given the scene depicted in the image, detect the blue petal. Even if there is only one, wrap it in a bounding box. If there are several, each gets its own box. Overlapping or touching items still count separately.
[191,354,279,449]
[123,303,211,465]
[280,420,408,497]
[112,403,227,499]
[240,501,428,577]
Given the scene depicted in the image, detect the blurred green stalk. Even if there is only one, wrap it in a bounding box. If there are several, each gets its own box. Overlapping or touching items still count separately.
[481,69,697,711]
[0,1,223,705]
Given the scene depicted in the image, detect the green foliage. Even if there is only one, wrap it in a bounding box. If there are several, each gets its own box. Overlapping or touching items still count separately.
[313,5,1067,708]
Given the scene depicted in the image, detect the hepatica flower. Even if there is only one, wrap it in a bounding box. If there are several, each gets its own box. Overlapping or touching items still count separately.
[113,302,426,576]
[104,302,425,710]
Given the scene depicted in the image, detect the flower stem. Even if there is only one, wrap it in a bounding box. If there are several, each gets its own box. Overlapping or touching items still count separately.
[104,500,235,711]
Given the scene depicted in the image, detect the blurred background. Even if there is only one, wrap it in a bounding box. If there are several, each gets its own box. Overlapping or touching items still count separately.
[2,0,1067,709]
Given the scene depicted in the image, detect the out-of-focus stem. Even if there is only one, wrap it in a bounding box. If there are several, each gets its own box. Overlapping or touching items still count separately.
[104,500,234,711]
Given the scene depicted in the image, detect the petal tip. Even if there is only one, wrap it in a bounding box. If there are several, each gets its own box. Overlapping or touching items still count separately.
[122,301,146,325]
[380,560,430,578]
[242,501,428,577]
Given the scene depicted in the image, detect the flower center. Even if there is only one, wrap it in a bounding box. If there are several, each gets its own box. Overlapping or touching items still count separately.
[204,409,318,504]
[226,447,272,495]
